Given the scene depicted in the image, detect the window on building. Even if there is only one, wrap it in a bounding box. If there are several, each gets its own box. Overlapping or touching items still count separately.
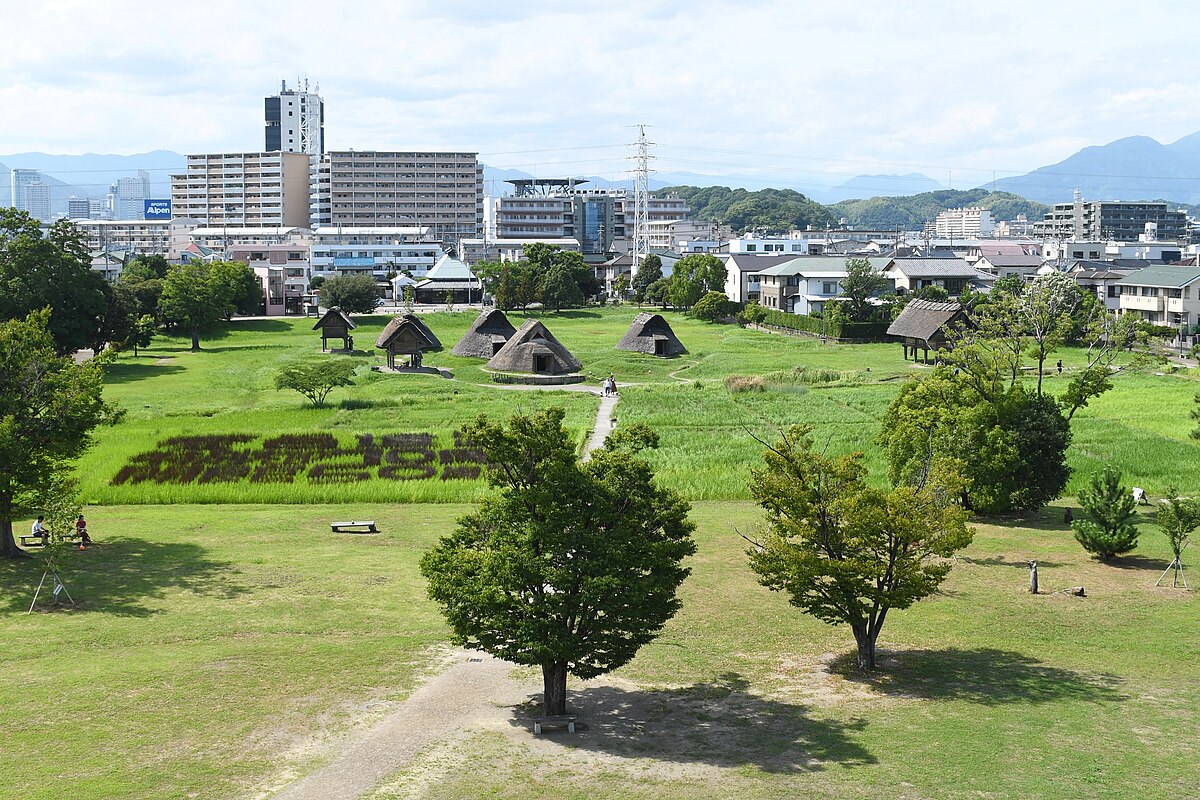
[746,244,756,252]
[822,281,838,294]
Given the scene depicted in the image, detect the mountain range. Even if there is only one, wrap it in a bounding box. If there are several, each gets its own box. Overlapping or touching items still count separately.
[3,131,1198,214]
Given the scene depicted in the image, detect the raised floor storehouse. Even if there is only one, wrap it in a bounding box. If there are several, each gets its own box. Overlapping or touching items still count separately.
[312,306,357,351]
[886,299,967,363]
[375,313,442,369]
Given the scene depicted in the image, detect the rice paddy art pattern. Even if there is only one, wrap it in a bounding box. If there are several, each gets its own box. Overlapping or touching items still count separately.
[112,432,486,485]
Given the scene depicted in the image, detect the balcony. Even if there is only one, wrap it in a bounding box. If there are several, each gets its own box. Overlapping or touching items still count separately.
[1121,295,1164,312]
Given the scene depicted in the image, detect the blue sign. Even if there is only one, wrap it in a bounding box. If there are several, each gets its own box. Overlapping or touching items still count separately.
[143,199,172,220]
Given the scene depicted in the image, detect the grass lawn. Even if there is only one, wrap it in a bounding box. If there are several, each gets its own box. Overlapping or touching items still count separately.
[2,502,1196,799]
[4,306,1197,799]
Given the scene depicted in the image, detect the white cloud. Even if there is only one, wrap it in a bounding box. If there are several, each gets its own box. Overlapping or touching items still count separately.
[0,0,1197,190]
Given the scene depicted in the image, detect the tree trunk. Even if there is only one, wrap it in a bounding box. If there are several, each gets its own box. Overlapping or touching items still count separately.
[191,330,200,351]
[852,624,876,671]
[542,661,568,716]
[1,492,26,559]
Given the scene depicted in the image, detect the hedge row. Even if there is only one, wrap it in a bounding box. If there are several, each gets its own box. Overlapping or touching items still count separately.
[757,309,890,341]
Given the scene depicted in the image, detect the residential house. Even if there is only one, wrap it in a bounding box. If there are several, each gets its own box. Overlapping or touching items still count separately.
[758,256,892,315]
[975,254,1044,283]
[1116,265,1200,330]
[885,257,992,297]
[722,253,803,304]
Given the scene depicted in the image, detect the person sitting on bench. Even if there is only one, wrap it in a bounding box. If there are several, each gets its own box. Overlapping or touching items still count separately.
[76,514,93,545]
[31,516,48,542]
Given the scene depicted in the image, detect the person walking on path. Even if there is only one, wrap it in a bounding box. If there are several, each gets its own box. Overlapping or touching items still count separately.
[608,373,618,397]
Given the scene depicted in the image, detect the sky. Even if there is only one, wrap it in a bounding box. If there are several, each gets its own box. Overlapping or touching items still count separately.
[2,0,1199,193]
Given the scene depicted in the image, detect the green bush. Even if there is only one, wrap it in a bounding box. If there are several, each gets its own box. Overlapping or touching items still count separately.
[756,308,889,341]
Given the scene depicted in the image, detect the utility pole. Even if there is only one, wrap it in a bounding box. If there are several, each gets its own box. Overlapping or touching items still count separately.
[630,124,653,279]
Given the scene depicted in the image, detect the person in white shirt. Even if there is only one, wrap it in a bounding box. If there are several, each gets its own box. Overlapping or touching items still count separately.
[31,515,48,540]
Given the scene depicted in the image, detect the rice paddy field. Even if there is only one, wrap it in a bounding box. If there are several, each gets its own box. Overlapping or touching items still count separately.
[3,306,1199,800]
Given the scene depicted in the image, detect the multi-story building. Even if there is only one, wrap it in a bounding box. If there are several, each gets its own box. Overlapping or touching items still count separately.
[1036,197,1187,242]
[758,256,893,314]
[1116,265,1200,329]
[11,169,52,221]
[485,179,689,259]
[171,152,312,229]
[310,226,443,283]
[112,171,151,220]
[227,243,312,315]
[728,236,811,255]
[934,207,994,239]
[265,79,323,155]
[645,219,726,251]
[74,219,174,256]
[312,151,482,244]
[67,196,94,219]
[181,225,309,258]
[459,237,580,265]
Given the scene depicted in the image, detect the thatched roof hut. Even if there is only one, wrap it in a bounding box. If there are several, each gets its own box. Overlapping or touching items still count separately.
[486,319,581,375]
[452,309,517,358]
[374,313,442,369]
[886,299,967,363]
[312,306,357,351]
[616,312,686,357]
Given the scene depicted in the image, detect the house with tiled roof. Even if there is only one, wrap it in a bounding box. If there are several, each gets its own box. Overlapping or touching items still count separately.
[757,256,892,315]
[884,257,993,297]
[1116,265,1200,330]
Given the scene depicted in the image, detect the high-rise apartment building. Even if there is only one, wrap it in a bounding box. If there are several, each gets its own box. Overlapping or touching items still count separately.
[11,168,52,221]
[265,79,324,156]
[934,206,994,239]
[312,151,483,243]
[67,196,91,219]
[1036,197,1187,242]
[171,151,313,230]
[112,170,151,219]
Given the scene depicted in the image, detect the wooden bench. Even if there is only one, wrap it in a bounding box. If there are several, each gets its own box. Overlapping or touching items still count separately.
[532,715,577,735]
[330,520,378,533]
[19,534,48,548]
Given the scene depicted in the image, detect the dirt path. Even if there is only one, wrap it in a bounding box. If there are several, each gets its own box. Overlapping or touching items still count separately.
[268,653,526,800]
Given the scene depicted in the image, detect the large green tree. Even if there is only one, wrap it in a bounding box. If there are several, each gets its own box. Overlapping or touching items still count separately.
[159,260,256,351]
[838,257,890,322]
[633,253,663,304]
[318,273,380,314]
[420,409,695,716]
[274,359,357,407]
[0,311,116,558]
[1073,466,1140,560]
[0,210,108,355]
[668,253,726,310]
[747,425,972,670]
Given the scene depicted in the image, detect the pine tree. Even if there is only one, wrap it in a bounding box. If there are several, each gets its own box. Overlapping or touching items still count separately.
[1073,465,1139,560]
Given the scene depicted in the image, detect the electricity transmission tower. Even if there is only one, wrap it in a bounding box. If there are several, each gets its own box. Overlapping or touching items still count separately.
[630,124,654,277]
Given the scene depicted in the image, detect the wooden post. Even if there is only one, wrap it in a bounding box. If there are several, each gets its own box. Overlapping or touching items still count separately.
[1028,560,1038,594]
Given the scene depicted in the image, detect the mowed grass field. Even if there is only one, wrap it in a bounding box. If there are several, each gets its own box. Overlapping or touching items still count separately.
[2,306,1198,799]
[2,503,1197,799]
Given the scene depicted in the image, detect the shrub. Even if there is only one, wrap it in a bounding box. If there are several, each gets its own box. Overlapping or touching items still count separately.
[725,375,766,393]
[691,291,735,322]
[1073,465,1140,560]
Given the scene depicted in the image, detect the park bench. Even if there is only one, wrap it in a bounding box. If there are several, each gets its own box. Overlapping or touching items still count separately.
[532,715,577,735]
[19,534,48,548]
[330,520,378,533]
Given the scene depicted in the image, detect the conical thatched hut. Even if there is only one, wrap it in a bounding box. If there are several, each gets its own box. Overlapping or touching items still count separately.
[452,309,517,358]
[312,306,357,351]
[486,319,581,375]
[616,312,686,357]
[375,313,442,369]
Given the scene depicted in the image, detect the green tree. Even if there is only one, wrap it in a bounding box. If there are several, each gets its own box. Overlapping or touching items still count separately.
[0,311,116,558]
[1073,465,1140,560]
[912,285,950,302]
[0,210,108,355]
[222,261,263,315]
[613,274,630,302]
[739,299,767,324]
[541,263,584,311]
[274,359,357,407]
[159,260,242,351]
[632,254,663,303]
[119,257,165,321]
[691,291,733,322]
[1155,489,1200,585]
[89,279,139,354]
[646,277,670,307]
[317,272,379,314]
[420,408,696,716]
[838,257,889,322]
[120,314,157,357]
[747,426,972,670]
[1021,272,1081,395]
[308,275,326,291]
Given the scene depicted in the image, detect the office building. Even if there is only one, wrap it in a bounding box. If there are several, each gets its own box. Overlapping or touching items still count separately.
[312,151,483,243]
[11,168,51,221]
[112,170,151,220]
[265,79,324,156]
[171,151,313,230]
[67,196,91,219]
[310,227,443,281]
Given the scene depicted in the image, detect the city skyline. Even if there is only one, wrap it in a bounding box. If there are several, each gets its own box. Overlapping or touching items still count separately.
[2,0,1198,193]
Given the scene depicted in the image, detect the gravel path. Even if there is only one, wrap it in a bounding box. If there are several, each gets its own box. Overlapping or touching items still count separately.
[269,394,620,799]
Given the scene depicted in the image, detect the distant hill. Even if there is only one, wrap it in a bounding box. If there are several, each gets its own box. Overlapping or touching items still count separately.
[655,185,831,233]
[989,133,1200,205]
[816,173,945,204]
[827,189,1048,231]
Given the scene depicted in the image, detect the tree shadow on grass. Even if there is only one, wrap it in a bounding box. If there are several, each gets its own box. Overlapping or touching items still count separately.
[831,648,1127,706]
[1104,554,1172,571]
[965,556,1065,569]
[508,672,875,774]
[0,537,246,617]
[228,319,294,333]
[102,361,187,384]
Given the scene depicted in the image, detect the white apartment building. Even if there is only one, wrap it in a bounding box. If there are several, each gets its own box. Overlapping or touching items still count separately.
[310,227,443,281]
[113,171,151,220]
[934,207,994,239]
[74,219,175,256]
[459,237,581,265]
[728,236,811,255]
[1116,266,1200,329]
[10,168,51,220]
[644,219,725,251]
[171,151,313,229]
[265,79,323,156]
[312,151,483,243]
